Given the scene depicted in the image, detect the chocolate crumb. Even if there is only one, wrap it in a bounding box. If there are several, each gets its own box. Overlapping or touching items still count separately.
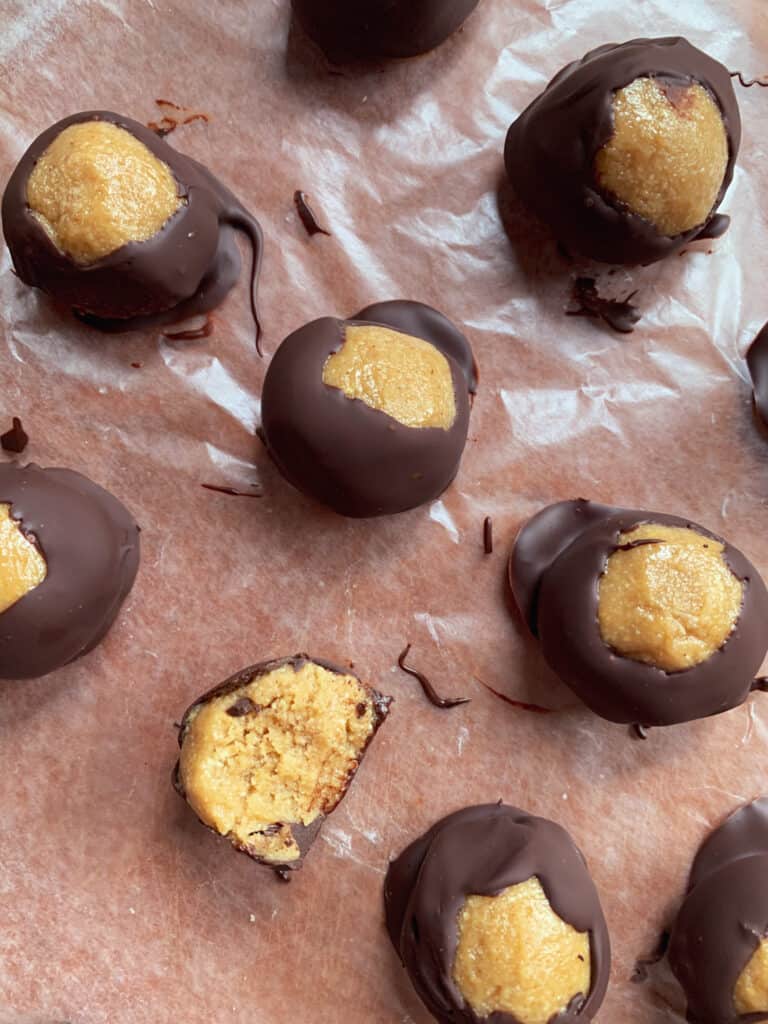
[397,644,471,710]
[567,276,641,334]
[130,361,142,369]
[294,190,331,237]
[0,416,28,454]
[201,483,263,498]
[483,516,493,554]
[226,697,262,717]
[476,677,554,714]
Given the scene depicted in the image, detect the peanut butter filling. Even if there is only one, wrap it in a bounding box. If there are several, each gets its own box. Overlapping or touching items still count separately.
[735,938,768,1015]
[0,503,47,614]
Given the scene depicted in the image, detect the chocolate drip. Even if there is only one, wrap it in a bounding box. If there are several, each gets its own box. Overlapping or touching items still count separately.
[476,677,554,715]
[0,417,29,454]
[294,190,331,237]
[397,644,470,709]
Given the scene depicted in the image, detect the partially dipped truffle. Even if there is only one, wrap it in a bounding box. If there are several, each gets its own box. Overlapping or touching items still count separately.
[2,111,263,335]
[0,463,140,679]
[510,500,768,726]
[384,804,610,1023]
[292,0,481,62]
[260,300,477,517]
[669,798,768,1022]
[504,37,740,265]
[174,656,391,874]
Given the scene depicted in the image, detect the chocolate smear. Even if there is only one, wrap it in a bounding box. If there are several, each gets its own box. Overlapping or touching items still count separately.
[476,676,554,714]
[294,190,331,237]
[1,416,29,453]
[397,644,470,709]
[567,277,641,334]
[201,483,263,498]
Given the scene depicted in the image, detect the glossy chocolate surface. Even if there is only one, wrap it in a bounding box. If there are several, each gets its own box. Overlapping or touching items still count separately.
[510,499,768,726]
[2,111,262,339]
[747,322,768,430]
[292,0,481,62]
[384,803,611,1024]
[504,37,741,265]
[0,463,140,680]
[260,300,476,518]
[670,798,768,1023]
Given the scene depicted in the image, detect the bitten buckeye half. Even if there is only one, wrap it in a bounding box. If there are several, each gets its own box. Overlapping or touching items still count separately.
[504,37,740,265]
[670,799,768,1023]
[0,463,140,679]
[174,656,391,876]
[2,111,263,335]
[510,500,768,727]
[385,804,610,1024]
[260,300,477,517]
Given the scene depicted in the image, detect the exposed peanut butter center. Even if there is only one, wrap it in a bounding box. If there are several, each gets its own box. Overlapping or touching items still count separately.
[452,876,591,1024]
[178,661,377,864]
[594,77,728,236]
[598,523,743,672]
[735,938,768,1015]
[0,503,47,614]
[26,121,182,265]
[322,324,456,429]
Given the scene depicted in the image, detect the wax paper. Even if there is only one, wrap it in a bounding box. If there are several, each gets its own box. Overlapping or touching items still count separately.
[1,1,768,1021]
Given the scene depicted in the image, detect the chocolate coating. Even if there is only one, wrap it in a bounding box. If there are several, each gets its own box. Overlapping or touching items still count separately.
[2,111,262,340]
[0,463,140,679]
[510,499,768,726]
[173,655,391,874]
[504,37,741,265]
[260,300,476,518]
[292,0,480,62]
[384,803,611,1024]
[747,322,768,431]
[669,799,768,1023]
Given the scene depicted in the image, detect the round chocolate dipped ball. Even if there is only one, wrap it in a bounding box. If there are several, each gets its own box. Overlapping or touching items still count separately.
[0,463,139,679]
[292,0,481,62]
[670,798,768,1023]
[2,111,263,334]
[174,655,391,875]
[504,37,740,265]
[260,300,477,518]
[510,500,768,726]
[385,803,610,1024]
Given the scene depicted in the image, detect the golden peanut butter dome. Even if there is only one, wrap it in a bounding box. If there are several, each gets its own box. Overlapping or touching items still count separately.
[598,523,743,671]
[595,77,728,236]
[26,120,181,264]
[735,941,768,1015]
[453,877,591,1024]
[0,503,47,614]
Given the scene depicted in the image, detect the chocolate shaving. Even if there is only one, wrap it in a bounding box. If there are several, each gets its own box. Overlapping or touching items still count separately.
[226,697,262,717]
[294,190,331,237]
[201,483,263,498]
[0,416,28,453]
[631,930,670,983]
[730,70,768,88]
[631,723,651,740]
[397,644,470,709]
[148,99,210,137]
[483,516,493,554]
[567,276,641,334]
[475,677,554,714]
[164,317,213,341]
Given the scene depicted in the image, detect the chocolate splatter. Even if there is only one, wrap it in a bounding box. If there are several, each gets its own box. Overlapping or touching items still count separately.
[201,483,263,498]
[130,361,142,369]
[631,930,670,983]
[294,190,331,237]
[148,98,210,137]
[397,644,470,709]
[730,70,768,88]
[483,515,493,554]
[0,416,28,453]
[475,676,554,714]
[226,697,262,717]
[164,317,214,341]
[567,277,641,334]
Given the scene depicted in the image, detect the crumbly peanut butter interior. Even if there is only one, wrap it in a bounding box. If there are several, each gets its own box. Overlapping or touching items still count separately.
[26,121,182,264]
[322,324,456,429]
[594,77,728,236]
[0,503,47,615]
[598,523,743,672]
[452,876,590,1024]
[735,938,768,1014]
[178,661,377,863]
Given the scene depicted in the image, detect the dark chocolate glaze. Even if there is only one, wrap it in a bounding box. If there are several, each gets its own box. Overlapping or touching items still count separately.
[294,190,330,237]
[747,323,768,429]
[384,803,611,1024]
[174,655,391,875]
[504,38,741,265]
[291,0,480,62]
[670,799,768,1023]
[0,463,139,680]
[260,300,476,518]
[510,499,768,726]
[397,643,470,709]
[2,111,263,346]
[1,417,29,453]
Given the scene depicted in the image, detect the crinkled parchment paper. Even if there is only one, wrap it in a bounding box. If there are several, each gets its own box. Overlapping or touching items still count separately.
[1,1,768,1021]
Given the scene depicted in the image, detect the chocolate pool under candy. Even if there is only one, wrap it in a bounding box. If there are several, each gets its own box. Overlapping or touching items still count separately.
[2,111,263,335]
[174,656,391,876]
[384,803,611,1024]
[0,463,140,679]
[510,499,768,727]
[670,798,768,1023]
[292,0,481,62]
[504,37,740,265]
[260,300,477,518]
